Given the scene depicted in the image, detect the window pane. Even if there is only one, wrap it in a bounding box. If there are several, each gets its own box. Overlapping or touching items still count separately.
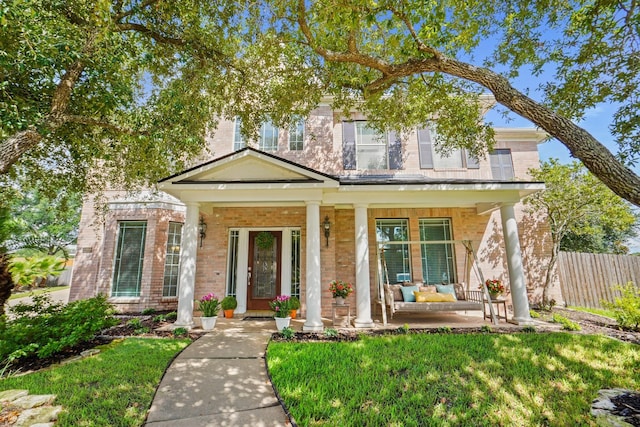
[112,221,147,297]
[234,118,245,151]
[490,149,514,180]
[356,122,387,169]
[376,219,411,283]
[226,230,239,296]
[259,121,279,151]
[291,230,301,298]
[419,219,457,285]
[432,148,464,168]
[289,119,304,150]
[162,222,183,297]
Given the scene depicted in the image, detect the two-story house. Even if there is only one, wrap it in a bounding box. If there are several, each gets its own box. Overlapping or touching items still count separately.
[69,100,552,330]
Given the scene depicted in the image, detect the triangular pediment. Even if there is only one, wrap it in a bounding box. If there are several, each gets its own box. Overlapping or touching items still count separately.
[159,147,338,185]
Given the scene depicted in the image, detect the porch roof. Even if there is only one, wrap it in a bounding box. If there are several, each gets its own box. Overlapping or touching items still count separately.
[157,148,544,212]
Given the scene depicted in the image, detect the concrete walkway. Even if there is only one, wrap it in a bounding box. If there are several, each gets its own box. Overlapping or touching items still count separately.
[144,319,290,427]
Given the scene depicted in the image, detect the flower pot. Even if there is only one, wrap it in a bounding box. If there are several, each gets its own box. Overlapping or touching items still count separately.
[201,316,218,331]
[289,309,297,319]
[334,296,345,305]
[275,316,291,331]
[224,309,235,319]
[489,292,502,301]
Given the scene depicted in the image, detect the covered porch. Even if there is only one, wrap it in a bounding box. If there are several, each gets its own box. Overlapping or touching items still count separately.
[157,148,545,331]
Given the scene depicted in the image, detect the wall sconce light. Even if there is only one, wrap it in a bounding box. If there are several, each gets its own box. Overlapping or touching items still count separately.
[323,215,331,247]
[199,215,207,248]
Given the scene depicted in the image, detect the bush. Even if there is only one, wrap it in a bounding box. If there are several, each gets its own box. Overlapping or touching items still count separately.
[280,327,295,340]
[173,327,188,337]
[142,308,156,315]
[602,282,640,331]
[529,310,540,318]
[221,296,238,310]
[0,294,117,362]
[552,314,581,331]
[165,311,177,321]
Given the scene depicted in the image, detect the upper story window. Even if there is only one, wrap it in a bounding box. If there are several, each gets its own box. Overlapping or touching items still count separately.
[417,127,479,170]
[289,118,305,151]
[489,149,515,180]
[259,121,279,151]
[342,121,402,170]
[233,118,246,151]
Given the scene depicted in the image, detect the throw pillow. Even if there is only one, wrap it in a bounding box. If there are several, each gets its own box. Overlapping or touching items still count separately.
[453,283,466,301]
[389,284,403,301]
[416,292,456,302]
[435,284,458,300]
[419,285,437,293]
[400,285,419,302]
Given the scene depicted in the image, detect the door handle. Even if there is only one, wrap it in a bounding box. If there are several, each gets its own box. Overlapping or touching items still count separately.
[247,271,252,283]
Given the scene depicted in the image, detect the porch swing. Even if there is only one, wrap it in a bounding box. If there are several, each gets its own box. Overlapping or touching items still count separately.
[377,239,499,325]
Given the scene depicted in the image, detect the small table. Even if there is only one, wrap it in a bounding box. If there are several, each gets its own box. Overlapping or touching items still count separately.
[332,303,351,327]
[483,298,508,322]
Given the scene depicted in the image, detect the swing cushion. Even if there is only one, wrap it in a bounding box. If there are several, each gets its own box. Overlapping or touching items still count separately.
[419,285,437,293]
[435,284,458,300]
[400,285,420,302]
[414,292,456,302]
[453,283,467,300]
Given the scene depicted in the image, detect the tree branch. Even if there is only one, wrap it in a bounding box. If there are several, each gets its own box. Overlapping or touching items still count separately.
[63,115,149,135]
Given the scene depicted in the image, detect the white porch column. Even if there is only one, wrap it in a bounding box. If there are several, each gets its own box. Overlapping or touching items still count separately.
[354,204,374,328]
[175,202,199,328]
[303,201,324,331]
[500,203,533,325]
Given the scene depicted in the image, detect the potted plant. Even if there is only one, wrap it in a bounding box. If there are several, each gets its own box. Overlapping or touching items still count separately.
[289,296,300,319]
[329,280,354,305]
[197,293,221,330]
[484,279,505,300]
[221,295,237,318]
[270,295,292,331]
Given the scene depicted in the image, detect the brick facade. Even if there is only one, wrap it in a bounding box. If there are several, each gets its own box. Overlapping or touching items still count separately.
[71,105,556,317]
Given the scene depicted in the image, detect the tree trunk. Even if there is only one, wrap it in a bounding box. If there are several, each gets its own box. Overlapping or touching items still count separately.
[542,239,560,308]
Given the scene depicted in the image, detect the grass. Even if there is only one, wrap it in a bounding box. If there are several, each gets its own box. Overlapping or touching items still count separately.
[268,333,640,426]
[568,306,616,319]
[0,338,189,426]
[9,285,69,300]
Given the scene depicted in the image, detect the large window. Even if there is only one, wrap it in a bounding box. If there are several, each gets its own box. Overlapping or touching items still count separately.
[417,126,479,169]
[289,118,305,151]
[376,219,411,283]
[419,219,457,285]
[258,121,279,151]
[233,118,246,151]
[162,222,182,297]
[112,221,147,297]
[356,122,387,169]
[489,149,515,180]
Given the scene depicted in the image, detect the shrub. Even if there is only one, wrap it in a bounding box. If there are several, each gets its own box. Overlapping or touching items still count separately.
[0,294,117,362]
[480,324,493,333]
[396,323,410,334]
[127,318,143,328]
[529,310,540,318]
[324,328,338,338]
[522,325,536,333]
[153,314,166,323]
[552,314,581,331]
[173,327,188,337]
[142,308,156,315]
[602,282,640,331]
[280,327,295,340]
[221,296,238,310]
[165,312,178,321]
[437,326,452,333]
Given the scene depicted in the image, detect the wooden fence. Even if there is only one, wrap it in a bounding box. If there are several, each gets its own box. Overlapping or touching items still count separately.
[558,251,640,308]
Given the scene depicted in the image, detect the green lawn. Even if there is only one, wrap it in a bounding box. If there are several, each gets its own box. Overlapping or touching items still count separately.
[9,285,69,300]
[268,332,640,426]
[0,338,189,427]
[567,306,616,319]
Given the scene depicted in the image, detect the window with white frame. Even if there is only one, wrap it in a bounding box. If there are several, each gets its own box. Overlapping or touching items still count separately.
[289,118,305,151]
[489,149,515,180]
[417,126,479,169]
[233,118,245,151]
[112,221,147,297]
[356,122,387,169]
[376,219,411,283]
[226,230,239,296]
[259,121,279,151]
[162,222,182,297]
[291,230,301,298]
[419,218,457,285]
